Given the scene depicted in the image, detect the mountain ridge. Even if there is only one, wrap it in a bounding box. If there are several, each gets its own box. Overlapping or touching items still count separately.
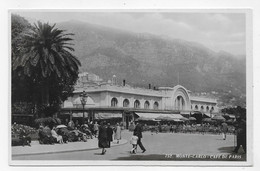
[56,20,246,107]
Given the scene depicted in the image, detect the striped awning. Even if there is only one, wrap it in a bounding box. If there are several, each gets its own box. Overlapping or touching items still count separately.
[72,112,88,118]
[95,113,122,119]
[135,112,186,121]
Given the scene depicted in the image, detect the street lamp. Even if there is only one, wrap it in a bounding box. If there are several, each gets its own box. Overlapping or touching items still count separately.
[80,91,88,124]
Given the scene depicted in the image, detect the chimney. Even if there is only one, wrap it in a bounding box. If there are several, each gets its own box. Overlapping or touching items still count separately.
[149,84,151,89]
[123,79,126,86]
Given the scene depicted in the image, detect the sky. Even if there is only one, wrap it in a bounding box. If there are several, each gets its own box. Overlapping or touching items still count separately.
[15,11,246,56]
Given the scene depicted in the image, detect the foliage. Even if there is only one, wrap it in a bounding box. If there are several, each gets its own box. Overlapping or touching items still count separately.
[221,106,246,119]
[11,123,38,136]
[11,14,32,62]
[34,117,61,127]
[12,17,81,117]
[58,21,246,107]
[11,14,34,103]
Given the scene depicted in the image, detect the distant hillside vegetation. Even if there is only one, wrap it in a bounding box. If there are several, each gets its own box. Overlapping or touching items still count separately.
[56,20,246,107]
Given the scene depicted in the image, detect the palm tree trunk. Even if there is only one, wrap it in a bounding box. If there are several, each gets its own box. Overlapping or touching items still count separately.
[41,80,50,106]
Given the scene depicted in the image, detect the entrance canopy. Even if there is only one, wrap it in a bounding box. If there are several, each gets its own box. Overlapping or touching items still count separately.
[135,112,186,121]
[95,113,122,119]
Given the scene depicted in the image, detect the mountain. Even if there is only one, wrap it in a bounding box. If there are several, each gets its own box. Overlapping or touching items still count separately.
[56,20,246,107]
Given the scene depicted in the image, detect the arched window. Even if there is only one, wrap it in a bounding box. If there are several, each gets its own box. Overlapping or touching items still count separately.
[123,99,130,107]
[153,101,159,109]
[134,100,140,108]
[111,97,118,107]
[144,101,150,109]
[175,96,185,110]
[206,106,209,112]
[195,105,198,110]
[191,105,193,109]
[211,107,214,112]
[201,106,204,111]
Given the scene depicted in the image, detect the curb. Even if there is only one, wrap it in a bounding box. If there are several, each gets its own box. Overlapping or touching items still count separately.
[12,139,128,157]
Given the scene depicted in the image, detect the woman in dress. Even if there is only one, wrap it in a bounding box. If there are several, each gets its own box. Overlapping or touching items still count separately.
[114,123,121,144]
[98,121,109,154]
[51,126,64,144]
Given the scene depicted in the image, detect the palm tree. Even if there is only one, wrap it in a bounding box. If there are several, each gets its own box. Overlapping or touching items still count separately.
[13,21,81,107]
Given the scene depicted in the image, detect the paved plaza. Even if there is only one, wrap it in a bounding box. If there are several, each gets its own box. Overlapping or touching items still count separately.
[12,130,246,161]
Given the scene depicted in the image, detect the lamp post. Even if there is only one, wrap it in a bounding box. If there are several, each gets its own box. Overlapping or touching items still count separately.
[80,91,88,124]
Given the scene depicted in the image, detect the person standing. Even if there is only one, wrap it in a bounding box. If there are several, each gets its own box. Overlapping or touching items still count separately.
[98,121,109,155]
[107,123,113,147]
[134,121,146,153]
[89,121,94,136]
[233,116,246,153]
[170,124,174,133]
[68,119,75,130]
[221,121,228,140]
[94,121,99,138]
[114,123,121,144]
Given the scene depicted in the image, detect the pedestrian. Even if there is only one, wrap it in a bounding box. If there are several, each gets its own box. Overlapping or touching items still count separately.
[98,121,109,155]
[114,123,121,144]
[170,124,174,133]
[221,121,228,140]
[107,123,113,147]
[68,119,75,130]
[130,133,139,154]
[89,121,94,136]
[134,121,146,153]
[94,121,99,138]
[233,116,246,153]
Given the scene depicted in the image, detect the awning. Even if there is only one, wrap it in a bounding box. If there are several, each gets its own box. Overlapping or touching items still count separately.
[173,119,184,122]
[135,112,186,121]
[72,112,88,118]
[95,113,122,119]
[203,113,211,118]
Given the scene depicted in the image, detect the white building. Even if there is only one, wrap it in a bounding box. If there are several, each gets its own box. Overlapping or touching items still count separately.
[62,74,218,126]
[63,83,218,114]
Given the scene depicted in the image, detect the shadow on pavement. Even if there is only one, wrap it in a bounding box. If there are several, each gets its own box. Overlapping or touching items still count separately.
[94,153,104,155]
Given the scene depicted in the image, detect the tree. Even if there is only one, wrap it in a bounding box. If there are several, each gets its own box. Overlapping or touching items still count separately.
[11,14,33,103]
[12,21,81,117]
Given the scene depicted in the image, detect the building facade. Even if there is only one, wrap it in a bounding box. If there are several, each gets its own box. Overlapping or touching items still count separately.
[63,83,218,114]
[62,74,218,125]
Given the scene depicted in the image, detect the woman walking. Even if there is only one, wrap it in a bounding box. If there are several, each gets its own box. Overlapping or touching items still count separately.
[98,121,109,155]
[114,123,121,144]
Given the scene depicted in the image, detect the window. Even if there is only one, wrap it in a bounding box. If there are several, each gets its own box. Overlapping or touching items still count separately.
[206,106,209,111]
[195,105,198,110]
[111,97,118,107]
[134,100,140,108]
[153,102,159,109]
[144,101,150,109]
[201,106,204,111]
[123,99,130,107]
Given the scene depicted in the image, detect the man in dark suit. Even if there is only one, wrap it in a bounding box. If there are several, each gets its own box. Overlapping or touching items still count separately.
[233,116,246,153]
[134,121,146,153]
